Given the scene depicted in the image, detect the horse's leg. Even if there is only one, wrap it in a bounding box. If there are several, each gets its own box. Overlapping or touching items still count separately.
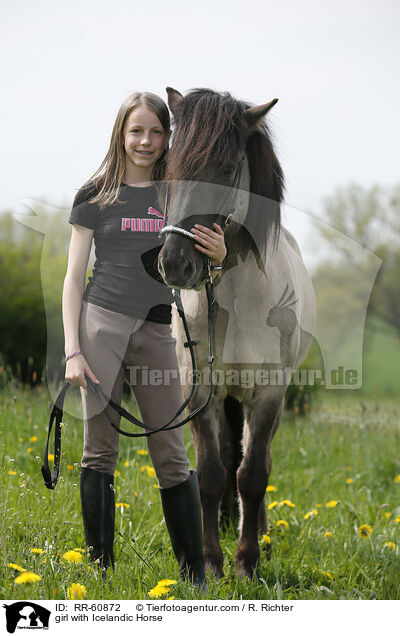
[190,400,226,579]
[219,396,243,532]
[235,394,284,577]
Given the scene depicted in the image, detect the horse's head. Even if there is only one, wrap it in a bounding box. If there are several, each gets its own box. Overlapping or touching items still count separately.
[158,87,284,289]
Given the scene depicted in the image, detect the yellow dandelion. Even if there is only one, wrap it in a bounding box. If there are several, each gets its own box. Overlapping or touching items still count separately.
[8,563,27,572]
[358,524,373,538]
[279,500,296,508]
[154,484,160,489]
[115,502,130,509]
[394,515,400,523]
[166,597,175,600]
[18,437,24,443]
[8,470,17,476]
[304,509,318,520]
[266,485,277,492]
[384,512,391,519]
[384,541,396,551]
[67,583,87,599]
[148,584,171,598]
[137,449,148,456]
[14,572,42,584]
[345,478,353,485]
[48,453,54,462]
[326,500,339,508]
[276,520,289,530]
[30,548,44,554]
[63,550,83,563]
[114,470,121,478]
[67,465,74,471]
[158,579,177,586]
[267,501,278,510]
[27,448,33,454]
[321,570,333,580]
[124,460,129,467]
[261,534,271,544]
[315,504,322,508]
[324,531,334,538]
[29,435,38,442]
[393,475,400,484]
[141,465,156,478]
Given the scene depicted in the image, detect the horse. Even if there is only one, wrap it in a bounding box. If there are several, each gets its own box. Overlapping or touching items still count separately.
[158,87,316,579]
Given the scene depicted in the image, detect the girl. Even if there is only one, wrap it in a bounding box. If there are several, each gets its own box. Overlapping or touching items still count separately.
[62,92,226,589]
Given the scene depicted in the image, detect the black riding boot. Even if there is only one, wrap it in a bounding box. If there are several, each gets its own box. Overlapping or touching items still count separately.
[80,467,115,573]
[160,470,207,591]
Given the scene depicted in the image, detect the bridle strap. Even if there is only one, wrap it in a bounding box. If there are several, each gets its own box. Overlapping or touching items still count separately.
[159,154,245,241]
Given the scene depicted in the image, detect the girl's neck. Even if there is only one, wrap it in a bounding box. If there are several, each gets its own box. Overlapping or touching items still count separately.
[123,164,153,188]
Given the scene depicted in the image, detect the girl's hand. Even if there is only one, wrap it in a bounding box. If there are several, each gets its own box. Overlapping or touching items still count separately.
[65,354,99,389]
[190,223,227,266]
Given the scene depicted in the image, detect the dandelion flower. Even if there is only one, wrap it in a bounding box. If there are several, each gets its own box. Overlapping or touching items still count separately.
[63,550,83,563]
[278,500,296,508]
[276,520,289,530]
[114,470,121,478]
[326,500,339,508]
[48,454,54,462]
[8,470,17,476]
[266,485,277,492]
[384,512,391,519]
[30,548,44,554]
[148,584,171,598]
[261,534,271,544]
[67,583,87,599]
[29,436,38,442]
[124,460,129,467]
[393,475,400,484]
[304,509,318,520]
[158,579,177,586]
[267,501,278,510]
[115,502,130,509]
[27,448,33,454]
[324,531,334,538]
[395,515,400,523]
[345,478,353,485]
[8,563,27,572]
[67,465,74,471]
[14,572,42,584]
[137,449,148,456]
[141,465,156,478]
[321,570,333,580]
[358,524,373,538]
[384,541,396,551]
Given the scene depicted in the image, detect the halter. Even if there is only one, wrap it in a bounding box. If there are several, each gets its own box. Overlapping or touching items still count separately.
[159,154,245,243]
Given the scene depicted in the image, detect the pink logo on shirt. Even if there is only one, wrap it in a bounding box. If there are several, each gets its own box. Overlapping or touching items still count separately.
[121,207,164,232]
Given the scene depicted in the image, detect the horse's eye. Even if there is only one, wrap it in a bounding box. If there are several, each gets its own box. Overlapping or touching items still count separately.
[223,166,235,177]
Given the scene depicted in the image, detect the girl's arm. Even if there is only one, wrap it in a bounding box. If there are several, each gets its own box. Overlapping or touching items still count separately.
[62,224,99,388]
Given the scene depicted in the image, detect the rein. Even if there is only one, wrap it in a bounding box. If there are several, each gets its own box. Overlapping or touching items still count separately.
[42,156,244,490]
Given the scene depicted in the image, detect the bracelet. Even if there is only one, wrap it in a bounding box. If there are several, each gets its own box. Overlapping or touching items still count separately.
[65,351,83,362]
[210,255,227,271]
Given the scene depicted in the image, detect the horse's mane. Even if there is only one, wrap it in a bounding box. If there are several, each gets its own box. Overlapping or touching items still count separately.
[166,88,285,245]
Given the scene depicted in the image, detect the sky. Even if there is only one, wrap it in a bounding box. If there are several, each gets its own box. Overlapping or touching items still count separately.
[1,0,399,262]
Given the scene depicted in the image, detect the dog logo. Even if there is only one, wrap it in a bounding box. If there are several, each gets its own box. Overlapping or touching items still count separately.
[3,602,50,633]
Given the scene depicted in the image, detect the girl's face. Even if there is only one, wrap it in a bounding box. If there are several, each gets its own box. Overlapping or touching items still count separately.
[123,106,169,174]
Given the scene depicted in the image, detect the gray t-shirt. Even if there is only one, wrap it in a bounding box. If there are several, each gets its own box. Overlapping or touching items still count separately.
[69,183,172,323]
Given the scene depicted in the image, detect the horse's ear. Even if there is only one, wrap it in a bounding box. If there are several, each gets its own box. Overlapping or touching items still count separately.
[166,87,184,115]
[245,99,278,131]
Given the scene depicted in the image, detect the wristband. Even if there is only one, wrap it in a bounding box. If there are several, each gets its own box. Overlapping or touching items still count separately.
[210,255,227,271]
[65,351,83,362]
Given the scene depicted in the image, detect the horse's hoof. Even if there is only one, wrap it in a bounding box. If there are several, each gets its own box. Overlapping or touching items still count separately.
[205,559,224,580]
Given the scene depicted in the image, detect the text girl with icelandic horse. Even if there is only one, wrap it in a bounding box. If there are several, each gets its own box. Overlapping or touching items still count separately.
[62,92,226,589]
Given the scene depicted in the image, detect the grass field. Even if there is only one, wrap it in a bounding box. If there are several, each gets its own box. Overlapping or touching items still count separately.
[1,381,400,601]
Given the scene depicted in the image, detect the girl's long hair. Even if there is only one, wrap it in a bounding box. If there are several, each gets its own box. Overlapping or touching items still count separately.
[80,92,170,208]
